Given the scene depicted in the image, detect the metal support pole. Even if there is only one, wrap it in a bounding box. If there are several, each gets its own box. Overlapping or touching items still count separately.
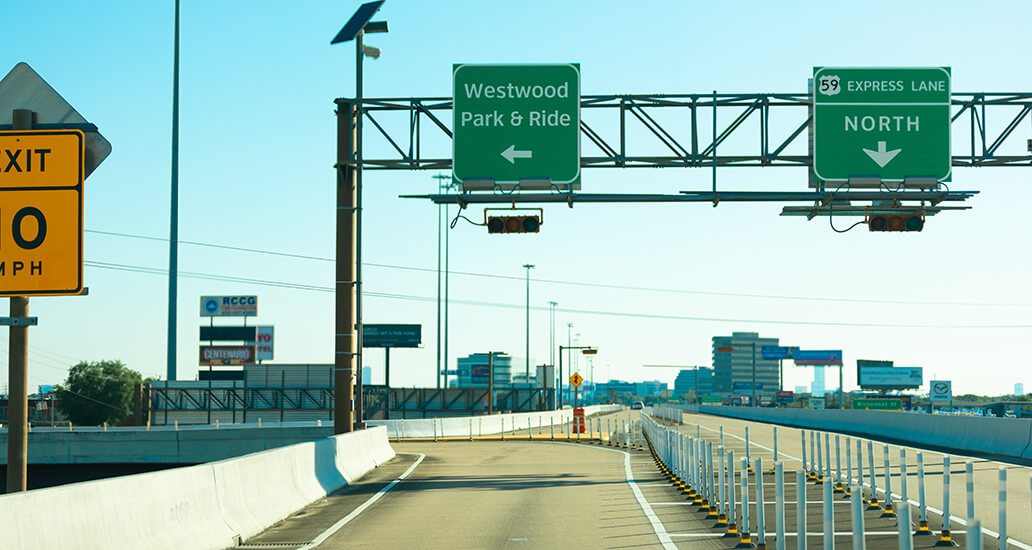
[166,0,180,383]
[353,30,366,429]
[333,98,356,434]
[6,102,31,492]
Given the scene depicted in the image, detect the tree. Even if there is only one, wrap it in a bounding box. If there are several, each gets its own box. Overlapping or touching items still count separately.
[55,360,143,425]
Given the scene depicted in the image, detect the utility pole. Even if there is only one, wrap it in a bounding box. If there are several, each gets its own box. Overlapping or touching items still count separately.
[166,0,181,383]
[522,264,534,388]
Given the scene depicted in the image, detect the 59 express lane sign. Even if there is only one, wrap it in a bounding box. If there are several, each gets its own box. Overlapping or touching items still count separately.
[0,130,84,295]
[453,64,580,187]
[813,67,951,182]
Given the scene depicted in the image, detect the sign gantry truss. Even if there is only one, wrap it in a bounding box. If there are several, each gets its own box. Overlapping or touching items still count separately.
[357,92,1032,172]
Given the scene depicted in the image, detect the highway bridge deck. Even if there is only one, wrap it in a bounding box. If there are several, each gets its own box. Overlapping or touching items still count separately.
[242,410,1021,549]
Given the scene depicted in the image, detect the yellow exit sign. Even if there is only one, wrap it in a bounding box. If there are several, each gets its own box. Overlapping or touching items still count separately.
[0,130,83,296]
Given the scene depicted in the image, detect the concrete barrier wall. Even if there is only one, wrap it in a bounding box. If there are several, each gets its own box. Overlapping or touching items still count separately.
[679,405,1032,462]
[0,426,395,550]
[367,405,623,439]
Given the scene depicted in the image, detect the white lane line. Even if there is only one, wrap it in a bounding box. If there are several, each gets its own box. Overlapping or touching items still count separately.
[549,441,678,550]
[297,453,426,550]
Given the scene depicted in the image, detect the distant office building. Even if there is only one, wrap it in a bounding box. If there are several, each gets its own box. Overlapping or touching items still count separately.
[1016,383,1025,396]
[794,386,808,395]
[712,332,780,394]
[512,372,537,388]
[596,379,635,400]
[456,352,512,388]
[635,380,668,397]
[811,366,826,397]
[674,368,714,397]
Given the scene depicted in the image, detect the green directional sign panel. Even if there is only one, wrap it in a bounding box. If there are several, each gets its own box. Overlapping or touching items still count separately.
[453,64,580,187]
[813,67,951,182]
[851,398,903,411]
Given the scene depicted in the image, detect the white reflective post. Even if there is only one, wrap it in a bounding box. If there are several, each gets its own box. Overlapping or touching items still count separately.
[801,430,808,473]
[774,426,779,466]
[899,448,909,511]
[898,504,913,550]
[718,445,727,524]
[917,451,929,533]
[797,470,807,550]
[824,433,831,484]
[998,466,1007,550]
[729,450,737,534]
[942,456,952,538]
[967,519,982,550]
[742,457,751,542]
[966,460,975,521]
[816,432,824,483]
[823,476,834,550]
[746,426,752,469]
[883,444,895,516]
[845,436,852,498]
[867,440,879,507]
[775,461,786,550]
[851,484,866,550]
[756,457,766,547]
[835,435,842,492]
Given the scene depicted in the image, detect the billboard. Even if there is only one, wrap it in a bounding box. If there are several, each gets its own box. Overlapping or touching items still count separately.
[775,390,795,404]
[200,295,257,317]
[199,345,256,366]
[249,325,274,361]
[199,326,257,341]
[857,365,923,389]
[793,350,843,365]
[808,397,826,409]
[761,346,794,359]
[363,324,421,348]
[929,380,952,403]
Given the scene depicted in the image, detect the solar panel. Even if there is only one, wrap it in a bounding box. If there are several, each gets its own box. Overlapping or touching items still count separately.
[331,1,385,44]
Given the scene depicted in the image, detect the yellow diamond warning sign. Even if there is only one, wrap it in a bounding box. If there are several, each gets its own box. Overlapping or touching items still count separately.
[569,372,584,387]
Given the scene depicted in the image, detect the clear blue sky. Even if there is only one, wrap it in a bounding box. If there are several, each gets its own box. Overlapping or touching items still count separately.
[1,0,1031,396]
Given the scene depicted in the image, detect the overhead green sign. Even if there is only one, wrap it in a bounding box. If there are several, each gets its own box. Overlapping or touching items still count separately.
[813,67,951,182]
[700,396,723,404]
[851,398,903,411]
[453,64,580,187]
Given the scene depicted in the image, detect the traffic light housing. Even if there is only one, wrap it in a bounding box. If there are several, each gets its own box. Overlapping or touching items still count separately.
[485,208,543,234]
[867,208,924,232]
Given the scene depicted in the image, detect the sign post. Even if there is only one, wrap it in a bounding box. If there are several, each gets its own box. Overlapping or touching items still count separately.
[813,67,951,183]
[929,380,953,412]
[453,64,580,190]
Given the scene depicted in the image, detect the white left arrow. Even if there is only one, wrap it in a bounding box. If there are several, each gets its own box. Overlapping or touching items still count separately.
[862,141,902,168]
[501,144,532,164]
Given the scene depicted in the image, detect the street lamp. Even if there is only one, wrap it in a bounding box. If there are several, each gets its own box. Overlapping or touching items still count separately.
[523,264,534,389]
[433,174,454,390]
[331,0,388,434]
[559,344,598,408]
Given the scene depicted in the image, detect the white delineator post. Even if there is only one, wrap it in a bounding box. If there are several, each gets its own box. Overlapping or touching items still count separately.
[775,461,785,550]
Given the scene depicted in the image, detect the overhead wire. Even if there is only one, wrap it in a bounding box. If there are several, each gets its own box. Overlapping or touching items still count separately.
[85,228,1029,308]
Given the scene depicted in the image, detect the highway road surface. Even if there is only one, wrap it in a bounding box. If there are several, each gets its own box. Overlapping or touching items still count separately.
[241,409,1018,549]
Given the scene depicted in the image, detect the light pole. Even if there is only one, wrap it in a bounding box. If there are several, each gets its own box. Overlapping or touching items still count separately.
[433,173,453,389]
[564,323,572,406]
[523,264,534,389]
[331,0,388,433]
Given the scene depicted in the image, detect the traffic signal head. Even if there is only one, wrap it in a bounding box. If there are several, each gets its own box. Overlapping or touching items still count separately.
[486,214,541,234]
[867,211,924,232]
